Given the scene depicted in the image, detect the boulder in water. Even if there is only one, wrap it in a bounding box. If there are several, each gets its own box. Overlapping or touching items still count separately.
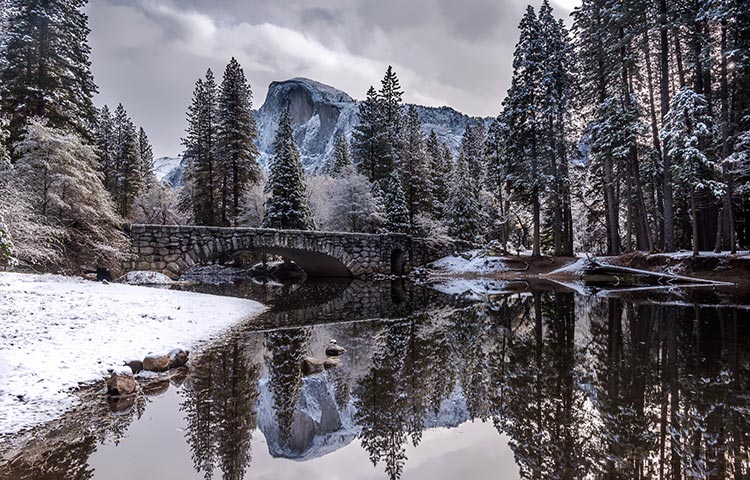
[143,353,170,372]
[106,366,136,396]
[301,357,324,376]
[325,339,346,357]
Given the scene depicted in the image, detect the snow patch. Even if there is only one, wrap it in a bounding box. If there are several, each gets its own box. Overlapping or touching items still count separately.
[429,249,508,274]
[0,272,266,436]
[119,270,174,285]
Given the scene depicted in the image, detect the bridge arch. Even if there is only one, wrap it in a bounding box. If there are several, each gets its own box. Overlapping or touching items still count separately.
[126,225,459,279]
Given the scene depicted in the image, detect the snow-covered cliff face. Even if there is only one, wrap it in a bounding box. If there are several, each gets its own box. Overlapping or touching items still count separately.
[161,77,493,183]
[256,78,359,173]
[256,77,493,174]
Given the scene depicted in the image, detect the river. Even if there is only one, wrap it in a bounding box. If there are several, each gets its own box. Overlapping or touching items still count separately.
[3,278,749,479]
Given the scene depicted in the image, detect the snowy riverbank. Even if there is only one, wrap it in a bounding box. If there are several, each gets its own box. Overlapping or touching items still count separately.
[0,272,266,437]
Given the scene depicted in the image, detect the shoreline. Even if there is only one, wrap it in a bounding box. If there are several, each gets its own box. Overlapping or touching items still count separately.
[0,272,267,439]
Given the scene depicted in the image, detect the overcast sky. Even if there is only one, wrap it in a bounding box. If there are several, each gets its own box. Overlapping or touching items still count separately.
[87,0,579,158]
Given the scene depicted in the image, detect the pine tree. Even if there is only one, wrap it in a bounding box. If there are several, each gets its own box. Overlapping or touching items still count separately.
[486,116,514,246]
[502,6,546,256]
[353,66,405,188]
[94,106,116,192]
[263,108,315,230]
[216,57,260,226]
[138,127,155,187]
[328,132,353,177]
[378,66,404,182]
[661,87,719,256]
[0,0,97,145]
[383,170,410,233]
[400,105,432,224]
[445,153,485,243]
[352,86,382,182]
[111,104,143,218]
[425,130,451,219]
[180,70,220,225]
[538,0,576,255]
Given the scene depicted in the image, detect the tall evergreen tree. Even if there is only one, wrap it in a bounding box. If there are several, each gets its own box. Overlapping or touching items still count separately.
[379,65,404,179]
[502,6,546,256]
[138,127,155,187]
[661,87,719,256]
[400,105,432,224]
[328,132,353,177]
[383,169,410,233]
[0,0,97,145]
[538,0,575,255]
[180,70,219,225]
[111,104,143,218]
[216,57,260,226]
[352,86,382,182]
[263,108,315,230]
[445,152,485,243]
[94,106,116,192]
[425,131,451,219]
[353,66,405,188]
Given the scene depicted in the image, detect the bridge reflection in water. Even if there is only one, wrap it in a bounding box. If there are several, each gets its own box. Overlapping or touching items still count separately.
[3,280,750,480]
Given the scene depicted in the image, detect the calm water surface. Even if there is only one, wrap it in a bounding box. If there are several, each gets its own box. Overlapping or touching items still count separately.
[2,279,749,479]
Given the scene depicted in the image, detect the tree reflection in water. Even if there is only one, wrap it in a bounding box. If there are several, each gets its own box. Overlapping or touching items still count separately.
[181,339,260,480]
[3,284,749,480]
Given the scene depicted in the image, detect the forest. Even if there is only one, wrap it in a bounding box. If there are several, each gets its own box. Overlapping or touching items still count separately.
[0,0,749,273]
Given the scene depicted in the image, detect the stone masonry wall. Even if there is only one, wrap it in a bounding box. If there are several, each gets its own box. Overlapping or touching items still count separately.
[126,225,460,279]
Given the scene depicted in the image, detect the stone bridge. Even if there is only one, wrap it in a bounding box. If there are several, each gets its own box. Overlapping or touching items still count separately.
[127,225,462,279]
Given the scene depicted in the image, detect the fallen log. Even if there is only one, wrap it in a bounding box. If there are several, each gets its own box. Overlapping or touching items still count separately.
[584,257,733,286]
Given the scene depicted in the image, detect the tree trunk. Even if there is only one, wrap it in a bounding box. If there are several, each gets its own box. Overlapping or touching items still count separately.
[660,0,675,252]
[691,189,700,256]
[719,21,736,253]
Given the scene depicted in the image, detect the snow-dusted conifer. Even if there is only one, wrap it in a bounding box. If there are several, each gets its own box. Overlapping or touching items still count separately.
[400,105,432,224]
[180,70,220,225]
[328,132,353,177]
[138,127,156,187]
[216,57,260,226]
[112,104,143,218]
[95,106,116,191]
[445,153,484,242]
[425,130,451,219]
[383,169,410,233]
[263,108,315,230]
[502,6,546,256]
[660,87,719,256]
[378,66,404,181]
[0,0,97,144]
[352,86,382,182]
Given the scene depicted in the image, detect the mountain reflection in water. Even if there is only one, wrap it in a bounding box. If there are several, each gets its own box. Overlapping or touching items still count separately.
[2,280,749,480]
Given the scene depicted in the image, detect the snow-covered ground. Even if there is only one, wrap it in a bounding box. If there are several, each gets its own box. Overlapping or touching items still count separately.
[0,272,266,437]
[428,250,508,274]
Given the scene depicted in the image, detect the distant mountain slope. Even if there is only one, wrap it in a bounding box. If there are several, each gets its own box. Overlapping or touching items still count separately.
[162,78,493,184]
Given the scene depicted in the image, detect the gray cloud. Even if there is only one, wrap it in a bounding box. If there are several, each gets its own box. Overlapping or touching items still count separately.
[87,0,578,158]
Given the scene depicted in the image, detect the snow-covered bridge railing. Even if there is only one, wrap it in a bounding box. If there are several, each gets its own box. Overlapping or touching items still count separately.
[126,224,459,279]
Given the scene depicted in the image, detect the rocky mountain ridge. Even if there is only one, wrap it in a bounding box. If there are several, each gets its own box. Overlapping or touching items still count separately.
[160,77,493,184]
